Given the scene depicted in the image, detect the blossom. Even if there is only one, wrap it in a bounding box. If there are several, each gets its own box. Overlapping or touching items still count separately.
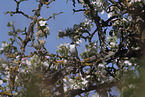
[63,84,67,92]
[124,60,130,64]
[92,93,100,97]
[124,60,132,66]
[81,77,88,85]
[15,76,18,81]
[98,64,105,68]
[76,39,82,44]
[63,78,67,82]
[35,30,43,38]
[74,84,80,89]
[13,92,18,95]
[129,0,141,4]
[110,42,116,47]
[5,66,9,70]
[69,79,74,84]
[63,59,67,64]
[89,46,98,54]
[101,10,104,14]
[63,43,69,48]
[20,69,25,73]
[16,56,19,59]
[38,39,46,45]
[43,27,50,35]
[43,62,49,66]
[0,42,8,50]
[2,64,6,68]
[0,80,3,85]
[108,12,113,18]
[134,47,140,50]
[57,43,69,49]
[26,60,31,66]
[86,75,90,78]
[2,42,8,47]
[39,20,47,26]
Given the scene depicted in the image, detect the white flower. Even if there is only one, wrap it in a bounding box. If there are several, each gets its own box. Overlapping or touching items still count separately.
[128,62,132,66]
[63,59,67,64]
[98,64,105,68]
[89,46,97,54]
[69,79,74,83]
[74,84,80,89]
[50,64,57,69]
[122,17,126,20]
[124,60,132,66]
[129,0,141,4]
[134,47,140,50]
[2,42,8,47]
[101,80,105,84]
[92,93,100,97]
[13,92,18,95]
[86,68,91,74]
[124,60,129,64]
[81,78,88,85]
[86,75,90,78]
[22,57,28,61]
[26,60,31,66]
[110,42,116,46]
[82,88,85,90]
[63,78,67,82]
[108,12,113,18]
[15,76,18,81]
[0,42,8,50]
[101,10,104,15]
[76,39,82,44]
[0,80,3,85]
[16,56,19,59]
[0,48,3,51]
[43,62,49,66]
[20,69,25,73]
[45,56,50,58]
[5,66,9,70]
[43,27,50,35]
[2,64,6,68]
[63,84,67,92]
[38,39,46,45]
[63,43,69,48]
[39,20,47,26]
[4,73,10,81]
[35,30,47,38]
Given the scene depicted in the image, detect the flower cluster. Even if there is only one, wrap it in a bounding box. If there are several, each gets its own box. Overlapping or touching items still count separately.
[129,0,141,5]
[0,42,9,51]
[58,19,93,43]
[63,74,89,92]
[81,41,98,59]
[35,18,50,39]
[91,0,110,14]
[57,43,69,56]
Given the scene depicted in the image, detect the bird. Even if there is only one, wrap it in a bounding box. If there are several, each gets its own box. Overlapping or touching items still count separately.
[69,42,80,61]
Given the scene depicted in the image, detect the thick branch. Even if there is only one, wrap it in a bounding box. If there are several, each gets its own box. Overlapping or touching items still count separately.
[69,81,120,96]
[84,0,106,51]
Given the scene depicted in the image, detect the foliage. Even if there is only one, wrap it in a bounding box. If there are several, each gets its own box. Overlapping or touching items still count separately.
[0,0,145,97]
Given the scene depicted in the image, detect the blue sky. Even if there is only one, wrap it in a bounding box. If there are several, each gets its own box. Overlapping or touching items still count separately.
[0,0,86,56]
[0,0,110,56]
[0,0,121,96]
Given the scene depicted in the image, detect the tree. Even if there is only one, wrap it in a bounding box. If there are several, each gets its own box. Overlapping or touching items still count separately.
[0,0,145,97]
